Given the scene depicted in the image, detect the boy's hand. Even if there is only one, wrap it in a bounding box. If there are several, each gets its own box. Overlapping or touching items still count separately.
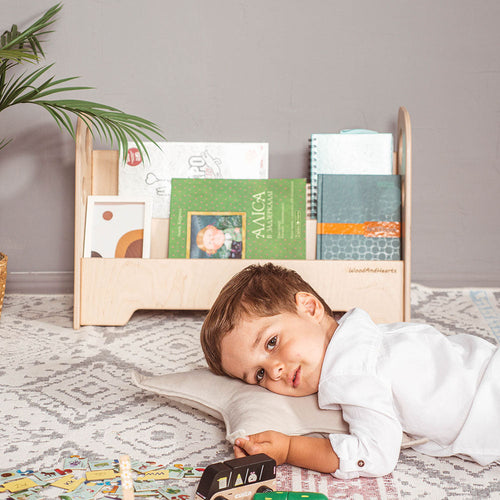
[234,431,290,465]
[234,432,340,473]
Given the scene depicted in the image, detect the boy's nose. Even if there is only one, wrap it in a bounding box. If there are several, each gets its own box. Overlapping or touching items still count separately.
[269,362,283,381]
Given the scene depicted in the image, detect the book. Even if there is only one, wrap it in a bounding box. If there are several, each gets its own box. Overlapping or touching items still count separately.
[316,174,401,260]
[310,130,393,217]
[119,141,269,218]
[168,179,306,259]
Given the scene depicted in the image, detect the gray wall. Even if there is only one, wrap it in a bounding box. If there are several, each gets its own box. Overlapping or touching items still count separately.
[1,0,499,292]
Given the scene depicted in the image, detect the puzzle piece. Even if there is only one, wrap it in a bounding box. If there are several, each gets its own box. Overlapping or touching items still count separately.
[101,483,120,495]
[181,467,204,479]
[133,480,164,492]
[63,457,89,470]
[60,481,105,500]
[101,484,123,499]
[133,461,165,473]
[32,469,60,481]
[7,490,42,500]
[166,468,184,479]
[15,470,34,477]
[157,488,190,500]
[88,459,117,471]
[28,476,52,487]
[136,470,170,481]
[2,477,38,493]
[51,475,85,492]
[55,468,73,476]
[167,464,205,479]
[85,469,117,481]
[0,470,23,482]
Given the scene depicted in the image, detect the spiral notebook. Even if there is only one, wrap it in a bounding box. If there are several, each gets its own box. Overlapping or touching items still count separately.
[310,130,393,217]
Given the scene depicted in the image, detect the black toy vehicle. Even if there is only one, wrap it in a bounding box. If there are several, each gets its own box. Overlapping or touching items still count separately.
[195,453,276,500]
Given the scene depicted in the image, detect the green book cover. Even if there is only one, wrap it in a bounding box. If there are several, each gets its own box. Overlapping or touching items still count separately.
[316,174,401,260]
[168,178,306,259]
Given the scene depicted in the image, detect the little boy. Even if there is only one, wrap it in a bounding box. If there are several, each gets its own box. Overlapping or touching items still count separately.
[200,263,500,478]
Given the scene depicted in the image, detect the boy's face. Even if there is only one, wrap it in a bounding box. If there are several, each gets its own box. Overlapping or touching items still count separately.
[220,293,336,397]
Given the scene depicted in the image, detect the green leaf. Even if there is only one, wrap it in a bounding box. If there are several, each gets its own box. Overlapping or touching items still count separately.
[0,49,38,64]
[1,3,62,59]
[0,137,13,150]
[0,4,165,159]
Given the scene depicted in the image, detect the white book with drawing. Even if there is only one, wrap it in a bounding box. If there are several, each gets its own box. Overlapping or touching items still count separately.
[119,141,269,218]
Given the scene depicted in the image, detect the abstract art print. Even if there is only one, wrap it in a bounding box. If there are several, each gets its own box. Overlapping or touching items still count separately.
[84,196,152,258]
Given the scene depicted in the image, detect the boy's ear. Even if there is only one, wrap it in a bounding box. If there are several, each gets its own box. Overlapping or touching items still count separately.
[295,292,324,321]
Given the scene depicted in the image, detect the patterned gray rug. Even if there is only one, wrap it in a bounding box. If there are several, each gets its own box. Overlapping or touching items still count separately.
[0,284,499,499]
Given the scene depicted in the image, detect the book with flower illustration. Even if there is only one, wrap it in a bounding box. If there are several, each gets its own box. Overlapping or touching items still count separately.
[168,179,306,259]
[316,174,401,260]
[119,141,269,218]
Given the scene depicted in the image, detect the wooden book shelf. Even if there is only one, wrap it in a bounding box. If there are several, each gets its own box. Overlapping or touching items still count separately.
[73,107,412,329]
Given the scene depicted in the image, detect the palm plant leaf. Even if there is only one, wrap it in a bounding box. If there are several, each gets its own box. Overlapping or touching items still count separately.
[0,4,165,159]
[0,137,12,151]
[36,99,164,158]
[0,49,38,64]
[0,4,62,61]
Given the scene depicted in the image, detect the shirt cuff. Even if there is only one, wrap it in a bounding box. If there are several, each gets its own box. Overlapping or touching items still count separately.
[330,433,368,479]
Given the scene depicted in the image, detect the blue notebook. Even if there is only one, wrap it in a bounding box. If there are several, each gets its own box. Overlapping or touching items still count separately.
[316,174,401,260]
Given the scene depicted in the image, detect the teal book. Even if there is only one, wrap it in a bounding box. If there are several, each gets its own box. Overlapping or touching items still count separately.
[168,178,306,259]
[316,174,401,260]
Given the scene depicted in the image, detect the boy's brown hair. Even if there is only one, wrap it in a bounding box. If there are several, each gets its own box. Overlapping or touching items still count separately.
[200,263,333,375]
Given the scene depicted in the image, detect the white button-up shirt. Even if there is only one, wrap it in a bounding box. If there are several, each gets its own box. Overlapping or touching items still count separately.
[318,308,500,479]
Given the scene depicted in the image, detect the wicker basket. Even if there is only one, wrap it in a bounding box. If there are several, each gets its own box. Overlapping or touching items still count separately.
[0,253,7,319]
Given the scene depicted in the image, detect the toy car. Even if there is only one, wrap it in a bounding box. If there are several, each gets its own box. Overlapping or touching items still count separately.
[195,453,276,500]
[253,492,328,500]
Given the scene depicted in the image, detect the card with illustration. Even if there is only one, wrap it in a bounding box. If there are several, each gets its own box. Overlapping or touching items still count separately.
[166,468,185,479]
[132,460,165,473]
[187,212,245,259]
[88,459,117,471]
[8,490,42,500]
[32,469,60,481]
[60,481,105,500]
[157,487,189,499]
[181,466,204,478]
[133,480,164,491]
[137,470,170,481]
[0,470,24,483]
[63,457,88,470]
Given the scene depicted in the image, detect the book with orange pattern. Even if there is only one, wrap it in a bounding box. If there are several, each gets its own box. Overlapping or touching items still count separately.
[316,174,401,260]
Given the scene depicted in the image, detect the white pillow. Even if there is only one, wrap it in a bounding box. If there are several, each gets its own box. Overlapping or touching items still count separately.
[131,369,424,449]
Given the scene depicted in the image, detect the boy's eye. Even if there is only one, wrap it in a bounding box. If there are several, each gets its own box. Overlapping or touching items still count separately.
[266,336,278,350]
[256,368,265,383]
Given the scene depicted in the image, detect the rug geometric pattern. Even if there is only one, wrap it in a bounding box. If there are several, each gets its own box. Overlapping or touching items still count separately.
[1,285,499,498]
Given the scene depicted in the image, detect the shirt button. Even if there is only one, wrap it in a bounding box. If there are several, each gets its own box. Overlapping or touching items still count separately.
[357,460,365,467]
